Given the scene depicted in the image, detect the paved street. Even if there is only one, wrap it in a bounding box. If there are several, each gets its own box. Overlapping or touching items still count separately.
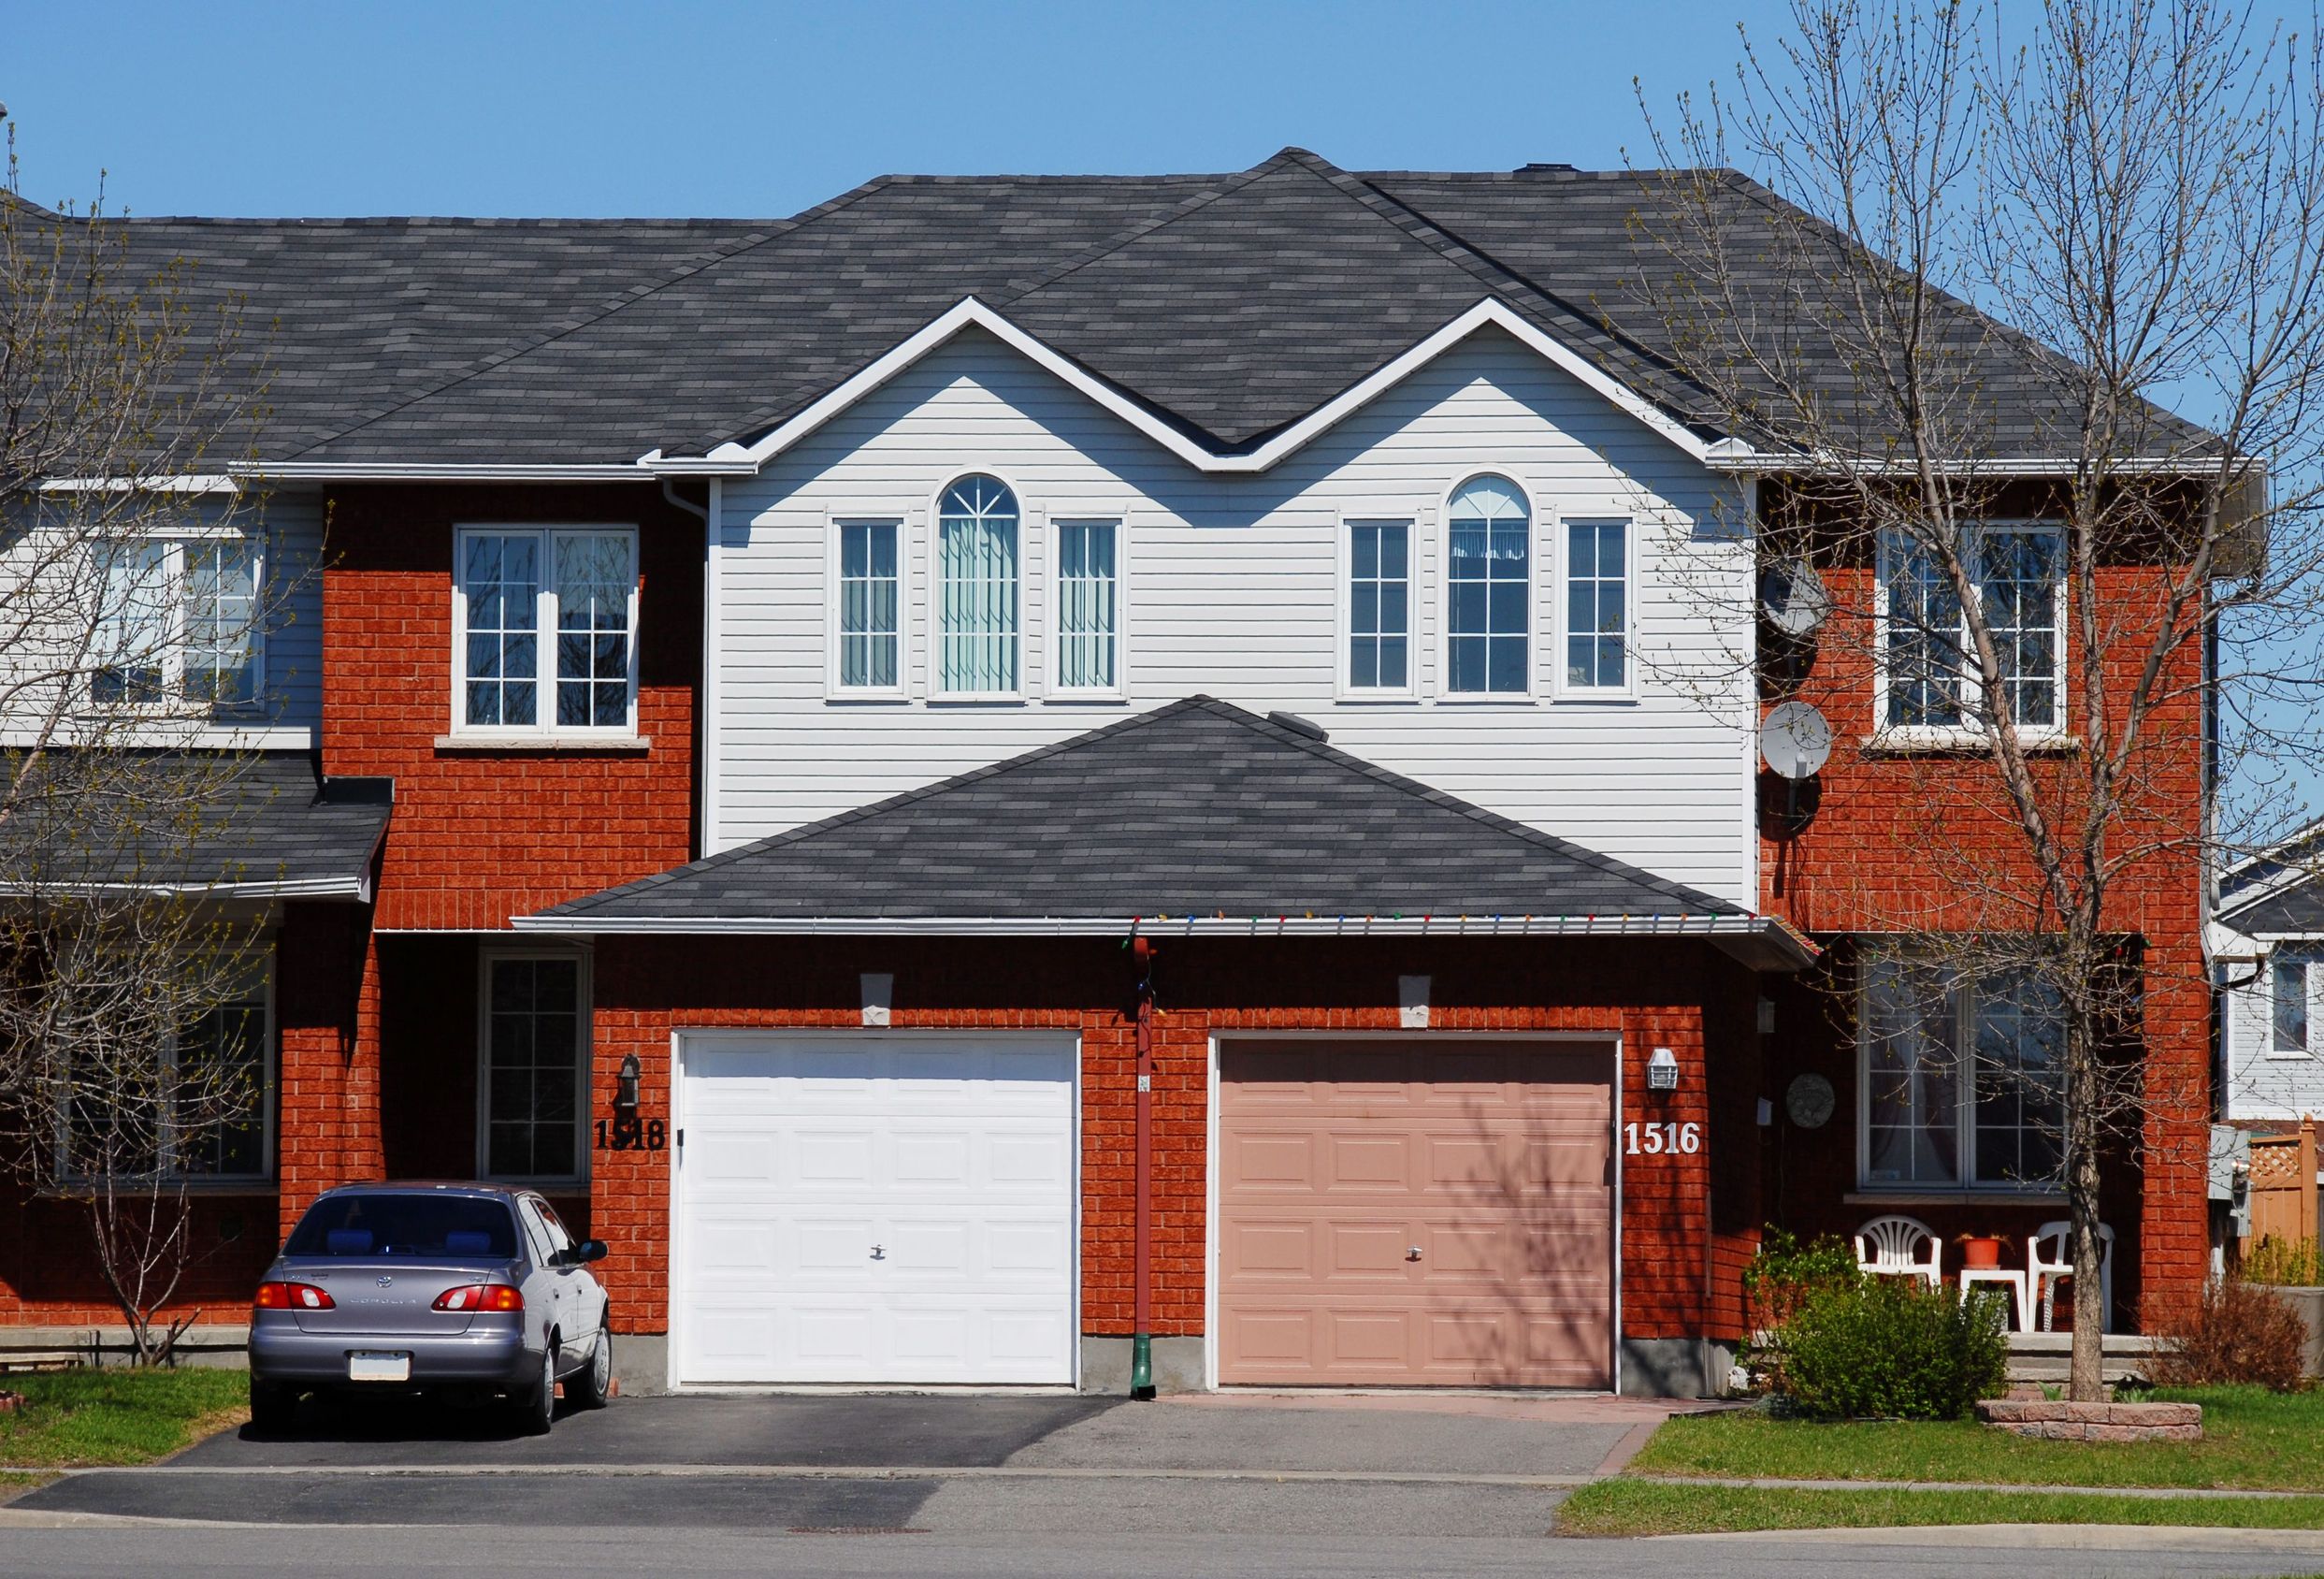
[6,1393,2324,1576]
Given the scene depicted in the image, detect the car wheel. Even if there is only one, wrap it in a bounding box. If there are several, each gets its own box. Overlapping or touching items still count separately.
[513,1345,556,1436]
[248,1378,297,1436]
[572,1326,613,1411]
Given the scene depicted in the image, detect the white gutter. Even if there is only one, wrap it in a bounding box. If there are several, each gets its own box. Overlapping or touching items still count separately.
[230,461,690,484]
[0,876,368,900]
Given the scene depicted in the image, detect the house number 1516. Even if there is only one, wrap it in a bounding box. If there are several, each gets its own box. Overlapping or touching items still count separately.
[1624,1122,1701,1156]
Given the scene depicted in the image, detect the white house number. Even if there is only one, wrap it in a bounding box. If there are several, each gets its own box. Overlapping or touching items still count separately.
[1624,1122,1702,1157]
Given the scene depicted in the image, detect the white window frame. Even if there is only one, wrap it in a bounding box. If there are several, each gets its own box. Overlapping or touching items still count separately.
[450,524,641,739]
[1552,512,1638,702]
[89,521,268,717]
[1436,474,1541,703]
[2271,948,2317,1058]
[826,514,909,702]
[475,948,592,1187]
[55,950,276,1186]
[1874,520,2068,746]
[1047,513,1129,701]
[1855,954,2067,1195]
[928,471,1027,703]
[1336,513,1420,702]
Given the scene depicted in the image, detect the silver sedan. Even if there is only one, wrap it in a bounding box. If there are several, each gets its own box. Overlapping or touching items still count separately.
[248,1182,613,1434]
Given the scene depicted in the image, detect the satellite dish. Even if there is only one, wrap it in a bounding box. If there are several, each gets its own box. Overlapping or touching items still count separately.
[1760,702,1833,780]
[1758,558,1831,637]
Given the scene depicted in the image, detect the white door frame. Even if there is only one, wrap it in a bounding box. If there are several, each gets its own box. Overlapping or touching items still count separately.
[667,1025,1083,1391]
[1204,1029,1624,1394]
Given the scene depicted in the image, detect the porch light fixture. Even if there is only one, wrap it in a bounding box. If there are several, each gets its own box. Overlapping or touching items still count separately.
[615,1051,642,1116]
[1647,1047,1681,1092]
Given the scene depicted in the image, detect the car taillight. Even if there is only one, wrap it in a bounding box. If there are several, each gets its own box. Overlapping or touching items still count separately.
[432,1283,523,1312]
[253,1281,335,1311]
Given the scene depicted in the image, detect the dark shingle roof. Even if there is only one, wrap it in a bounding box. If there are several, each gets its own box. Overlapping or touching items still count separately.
[0,754,390,895]
[65,148,2210,469]
[2220,880,2324,937]
[531,697,1746,927]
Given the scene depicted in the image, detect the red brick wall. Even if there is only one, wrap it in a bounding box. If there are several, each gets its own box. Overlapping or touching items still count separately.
[1757,543,2211,1325]
[318,483,700,931]
[585,934,1755,1346]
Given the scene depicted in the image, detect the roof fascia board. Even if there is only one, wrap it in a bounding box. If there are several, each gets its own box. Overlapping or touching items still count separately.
[702,297,1719,478]
[39,475,242,495]
[233,462,682,483]
[0,876,366,900]
[1708,453,2256,478]
[512,908,1813,965]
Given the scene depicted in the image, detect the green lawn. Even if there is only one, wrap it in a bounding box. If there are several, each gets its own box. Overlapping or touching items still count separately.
[0,1367,248,1469]
[1560,1479,2324,1537]
[1629,1387,2324,1492]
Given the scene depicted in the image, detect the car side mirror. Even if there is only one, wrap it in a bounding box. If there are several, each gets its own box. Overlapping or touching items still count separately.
[574,1239,608,1264]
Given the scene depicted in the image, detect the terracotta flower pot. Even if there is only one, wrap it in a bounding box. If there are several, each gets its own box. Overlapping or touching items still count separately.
[1962,1237,2004,1269]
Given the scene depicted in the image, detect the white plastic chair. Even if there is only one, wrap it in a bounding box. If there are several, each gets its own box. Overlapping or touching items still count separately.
[1855,1214,1942,1286]
[2030,1220,2115,1333]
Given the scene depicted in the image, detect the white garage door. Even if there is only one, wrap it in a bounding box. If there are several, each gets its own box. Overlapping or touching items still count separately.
[673,1033,1077,1385]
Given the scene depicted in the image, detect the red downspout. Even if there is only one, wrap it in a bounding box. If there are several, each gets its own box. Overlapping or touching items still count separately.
[1130,933,1156,1398]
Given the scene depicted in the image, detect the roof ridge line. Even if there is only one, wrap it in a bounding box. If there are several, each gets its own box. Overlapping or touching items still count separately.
[280,178,905,461]
[544,698,1220,915]
[990,149,1309,307]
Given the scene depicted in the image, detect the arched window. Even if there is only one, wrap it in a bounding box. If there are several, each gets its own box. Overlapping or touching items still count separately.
[1446,475,1529,694]
[937,474,1020,694]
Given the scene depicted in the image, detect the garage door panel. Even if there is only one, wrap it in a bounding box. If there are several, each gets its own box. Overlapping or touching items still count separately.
[676,1034,1076,1385]
[1219,1038,1613,1388]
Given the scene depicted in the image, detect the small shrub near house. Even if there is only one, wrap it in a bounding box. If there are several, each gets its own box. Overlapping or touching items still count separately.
[1768,1275,2010,1420]
[2150,1277,2312,1392]
[1742,1229,1864,1334]
[2242,1236,2323,1289]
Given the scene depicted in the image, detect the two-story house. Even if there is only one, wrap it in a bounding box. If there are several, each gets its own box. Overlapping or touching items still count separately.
[2,150,2222,1394]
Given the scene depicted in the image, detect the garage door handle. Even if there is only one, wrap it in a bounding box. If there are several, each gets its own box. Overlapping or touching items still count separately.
[870,1245,886,1261]
[1406,1247,1423,1262]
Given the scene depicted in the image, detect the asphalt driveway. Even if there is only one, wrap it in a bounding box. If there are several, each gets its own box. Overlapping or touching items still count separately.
[7,1390,1663,1535]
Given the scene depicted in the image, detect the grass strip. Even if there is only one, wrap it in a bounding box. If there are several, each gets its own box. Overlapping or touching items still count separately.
[0,1368,248,1468]
[1559,1478,2324,1537]
[1631,1386,2324,1492]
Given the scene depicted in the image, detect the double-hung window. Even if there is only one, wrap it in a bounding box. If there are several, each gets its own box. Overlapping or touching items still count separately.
[1345,519,1412,693]
[1565,519,1629,691]
[835,520,902,693]
[1054,518,1120,692]
[2274,953,2314,1054]
[93,534,264,709]
[455,528,637,734]
[936,475,1020,696]
[62,975,270,1182]
[1881,524,2064,733]
[480,955,584,1181]
[1860,954,2066,1190]
[1446,476,1530,695]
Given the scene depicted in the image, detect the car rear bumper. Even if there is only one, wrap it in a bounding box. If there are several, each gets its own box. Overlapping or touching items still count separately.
[248,1318,537,1388]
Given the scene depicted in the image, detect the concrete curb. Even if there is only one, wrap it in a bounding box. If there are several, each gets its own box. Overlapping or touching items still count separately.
[1632,1472,2324,1501]
[1649,1522,2324,1551]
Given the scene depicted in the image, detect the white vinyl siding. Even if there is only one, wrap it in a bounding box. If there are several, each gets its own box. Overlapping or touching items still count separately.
[717,326,1756,904]
[2223,940,2324,1121]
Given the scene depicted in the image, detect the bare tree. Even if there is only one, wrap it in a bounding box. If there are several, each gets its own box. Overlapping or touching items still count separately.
[0,116,285,1363]
[1633,1,2324,1398]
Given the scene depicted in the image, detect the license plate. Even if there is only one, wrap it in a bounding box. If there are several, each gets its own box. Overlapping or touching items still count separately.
[347,1351,411,1383]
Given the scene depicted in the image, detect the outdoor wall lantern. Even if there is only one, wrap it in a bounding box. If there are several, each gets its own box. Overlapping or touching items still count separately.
[1646,1047,1681,1092]
[615,1051,642,1116]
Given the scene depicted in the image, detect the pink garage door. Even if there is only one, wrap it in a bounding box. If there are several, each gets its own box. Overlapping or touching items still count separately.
[1218,1038,1615,1388]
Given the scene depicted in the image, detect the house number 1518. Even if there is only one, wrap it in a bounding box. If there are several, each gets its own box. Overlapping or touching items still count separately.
[1624,1122,1700,1156]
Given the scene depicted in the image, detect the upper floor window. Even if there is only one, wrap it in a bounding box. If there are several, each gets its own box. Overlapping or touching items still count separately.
[2274,953,2312,1054]
[1882,524,2064,732]
[936,475,1019,696]
[455,527,637,733]
[93,535,263,709]
[1446,476,1530,695]
[836,520,902,692]
[1054,518,1120,692]
[1565,519,1629,690]
[1346,519,1412,694]
[1860,954,2065,1191]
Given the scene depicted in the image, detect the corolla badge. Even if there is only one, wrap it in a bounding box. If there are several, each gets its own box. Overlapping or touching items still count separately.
[375,1275,394,1288]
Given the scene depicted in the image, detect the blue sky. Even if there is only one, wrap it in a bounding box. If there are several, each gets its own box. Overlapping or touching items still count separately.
[5,1,1787,217]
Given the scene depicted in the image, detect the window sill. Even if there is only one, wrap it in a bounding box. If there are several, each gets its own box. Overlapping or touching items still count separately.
[434,734,651,755]
[927,696,1026,707]
[1044,693,1131,706]
[1844,1189,2067,1207]
[41,1180,278,1198]
[1552,692,1640,706]
[1859,732,2081,758]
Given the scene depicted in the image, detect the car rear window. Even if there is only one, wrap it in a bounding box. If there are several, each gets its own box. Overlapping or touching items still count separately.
[284,1195,519,1259]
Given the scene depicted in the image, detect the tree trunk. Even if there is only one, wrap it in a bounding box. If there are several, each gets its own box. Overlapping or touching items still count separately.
[2066,1006,2108,1400]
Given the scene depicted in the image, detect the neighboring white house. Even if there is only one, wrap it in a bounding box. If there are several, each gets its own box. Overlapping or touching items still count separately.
[2216,822,2324,1124]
